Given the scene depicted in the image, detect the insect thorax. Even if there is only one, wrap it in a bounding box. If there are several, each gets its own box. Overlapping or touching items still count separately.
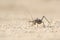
[33,19,42,24]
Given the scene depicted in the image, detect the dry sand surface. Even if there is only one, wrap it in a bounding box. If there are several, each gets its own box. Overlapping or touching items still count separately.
[0,0,60,40]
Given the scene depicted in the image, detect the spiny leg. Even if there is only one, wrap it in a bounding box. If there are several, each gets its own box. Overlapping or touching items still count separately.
[41,16,51,27]
[41,16,50,24]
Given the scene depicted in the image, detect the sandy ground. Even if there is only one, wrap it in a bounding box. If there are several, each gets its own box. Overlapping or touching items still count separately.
[0,0,60,40]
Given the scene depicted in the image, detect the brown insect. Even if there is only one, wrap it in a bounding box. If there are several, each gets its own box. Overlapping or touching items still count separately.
[28,16,50,27]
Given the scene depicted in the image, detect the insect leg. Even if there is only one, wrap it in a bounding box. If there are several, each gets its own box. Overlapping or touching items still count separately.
[42,22,45,28]
[41,16,50,24]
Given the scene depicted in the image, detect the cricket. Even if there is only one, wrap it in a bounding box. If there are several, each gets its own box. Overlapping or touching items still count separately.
[28,16,50,27]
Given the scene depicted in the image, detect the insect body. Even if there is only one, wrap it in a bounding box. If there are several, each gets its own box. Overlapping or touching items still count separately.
[29,18,42,25]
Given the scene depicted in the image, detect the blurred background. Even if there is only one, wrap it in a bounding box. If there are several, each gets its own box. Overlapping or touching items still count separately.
[0,0,60,21]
